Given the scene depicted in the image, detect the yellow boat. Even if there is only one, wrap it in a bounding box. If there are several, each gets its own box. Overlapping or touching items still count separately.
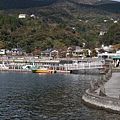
[31,66,56,74]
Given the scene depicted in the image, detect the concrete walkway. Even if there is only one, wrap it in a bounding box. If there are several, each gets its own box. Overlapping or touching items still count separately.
[105,72,120,99]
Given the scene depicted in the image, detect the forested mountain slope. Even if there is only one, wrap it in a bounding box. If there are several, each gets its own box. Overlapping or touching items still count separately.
[0,0,120,54]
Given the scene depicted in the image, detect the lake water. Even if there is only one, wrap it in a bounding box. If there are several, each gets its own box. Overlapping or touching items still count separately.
[0,72,119,120]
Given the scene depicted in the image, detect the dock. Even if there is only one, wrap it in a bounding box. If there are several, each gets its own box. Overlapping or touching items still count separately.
[0,57,106,74]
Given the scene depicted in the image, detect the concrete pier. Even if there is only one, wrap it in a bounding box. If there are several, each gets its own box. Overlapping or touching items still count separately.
[82,66,120,113]
[70,68,105,74]
[105,72,120,99]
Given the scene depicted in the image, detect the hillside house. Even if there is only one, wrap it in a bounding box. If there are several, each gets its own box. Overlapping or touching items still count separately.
[114,20,118,23]
[11,48,23,56]
[72,46,84,57]
[30,14,36,18]
[0,49,5,55]
[18,14,28,18]
[41,49,58,58]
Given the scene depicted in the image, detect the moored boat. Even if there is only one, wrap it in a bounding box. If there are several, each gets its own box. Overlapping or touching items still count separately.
[0,62,9,70]
[22,64,34,70]
[31,66,56,74]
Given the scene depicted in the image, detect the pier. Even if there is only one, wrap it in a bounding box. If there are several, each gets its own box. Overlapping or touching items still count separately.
[0,57,105,74]
[82,64,120,113]
[105,72,120,99]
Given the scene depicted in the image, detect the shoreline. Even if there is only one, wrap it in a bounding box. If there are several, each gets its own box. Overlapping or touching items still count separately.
[0,69,71,74]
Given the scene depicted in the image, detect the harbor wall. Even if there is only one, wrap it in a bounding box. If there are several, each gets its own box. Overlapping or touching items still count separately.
[70,68,105,74]
[82,90,120,113]
[81,64,120,113]
[112,68,120,72]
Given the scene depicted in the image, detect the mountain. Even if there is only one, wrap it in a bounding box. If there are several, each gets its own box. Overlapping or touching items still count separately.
[0,0,57,9]
[95,2,120,13]
[69,0,119,5]
[69,0,120,13]
[0,0,119,9]
[0,0,120,53]
[0,0,120,14]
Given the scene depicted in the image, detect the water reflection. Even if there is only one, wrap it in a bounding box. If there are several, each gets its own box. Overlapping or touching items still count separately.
[0,72,119,119]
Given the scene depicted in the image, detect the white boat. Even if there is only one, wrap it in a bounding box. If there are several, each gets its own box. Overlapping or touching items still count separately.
[0,62,9,70]
[22,65,34,70]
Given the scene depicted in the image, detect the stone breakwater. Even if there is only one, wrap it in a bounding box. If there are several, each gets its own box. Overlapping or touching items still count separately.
[82,64,120,113]
[70,68,105,74]
[82,90,120,113]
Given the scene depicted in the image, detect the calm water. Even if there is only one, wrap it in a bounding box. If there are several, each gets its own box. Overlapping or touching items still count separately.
[0,72,119,120]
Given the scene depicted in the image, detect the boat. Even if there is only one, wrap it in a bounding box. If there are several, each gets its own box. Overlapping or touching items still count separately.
[22,64,34,70]
[31,66,56,74]
[0,62,9,70]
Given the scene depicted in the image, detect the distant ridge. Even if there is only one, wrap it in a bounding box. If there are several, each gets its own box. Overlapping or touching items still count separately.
[69,0,119,5]
[95,2,120,13]
[0,0,120,14]
[69,0,120,14]
[0,0,57,9]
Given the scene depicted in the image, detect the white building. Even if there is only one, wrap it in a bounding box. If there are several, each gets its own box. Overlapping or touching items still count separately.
[99,31,107,36]
[114,20,118,23]
[30,14,36,18]
[98,52,120,58]
[0,49,5,55]
[18,14,27,18]
[116,50,120,54]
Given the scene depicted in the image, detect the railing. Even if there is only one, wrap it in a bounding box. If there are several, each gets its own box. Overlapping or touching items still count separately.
[63,61,104,70]
[0,60,105,72]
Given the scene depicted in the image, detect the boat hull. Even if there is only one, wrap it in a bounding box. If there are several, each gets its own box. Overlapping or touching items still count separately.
[32,69,56,74]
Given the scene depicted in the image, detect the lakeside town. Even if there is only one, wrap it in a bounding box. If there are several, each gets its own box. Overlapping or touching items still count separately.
[0,43,120,69]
